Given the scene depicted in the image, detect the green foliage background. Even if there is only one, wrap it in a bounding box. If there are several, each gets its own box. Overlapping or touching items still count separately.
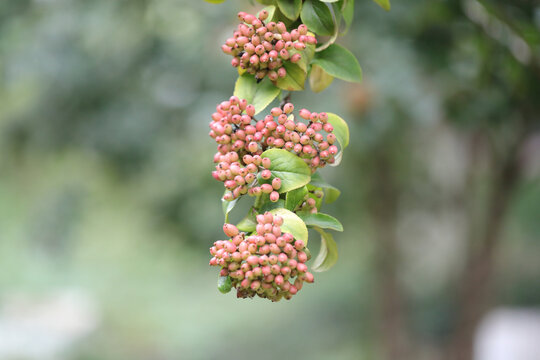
[0,0,538,359]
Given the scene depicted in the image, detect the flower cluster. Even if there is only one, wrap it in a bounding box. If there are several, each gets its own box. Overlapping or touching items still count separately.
[209,213,314,301]
[209,97,339,200]
[221,11,317,81]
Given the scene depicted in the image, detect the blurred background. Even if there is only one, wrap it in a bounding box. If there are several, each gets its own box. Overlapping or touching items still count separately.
[0,0,539,359]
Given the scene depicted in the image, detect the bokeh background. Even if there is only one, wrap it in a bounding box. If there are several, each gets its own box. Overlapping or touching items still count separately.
[0,0,539,359]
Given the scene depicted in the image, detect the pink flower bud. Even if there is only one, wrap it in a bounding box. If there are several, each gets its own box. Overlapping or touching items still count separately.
[297,263,308,273]
[262,157,271,169]
[290,53,302,63]
[294,42,306,50]
[299,109,311,119]
[258,10,269,21]
[245,104,255,117]
[248,142,258,153]
[268,71,278,81]
[247,255,259,266]
[223,224,239,237]
[270,244,280,254]
[264,233,276,243]
[278,252,288,263]
[250,54,259,65]
[270,191,279,202]
[241,278,250,288]
[268,255,278,264]
[248,243,257,253]
[261,169,272,179]
[243,14,255,24]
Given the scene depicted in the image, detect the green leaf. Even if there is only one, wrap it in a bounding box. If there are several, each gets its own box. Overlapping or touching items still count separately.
[326,112,349,149]
[237,208,257,232]
[326,112,349,166]
[256,0,275,5]
[301,0,335,36]
[234,74,281,115]
[217,275,232,293]
[373,0,391,11]
[309,64,334,93]
[269,208,309,244]
[204,0,226,3]
[312,227,338,272]
[260,198,286,213]
[260,149,311,192]
[274,61,307,91]
[310,172,341,203]
[297,212,343,231]
[276,0,302,20]
[289,42,315,74]
[312,44,362,83]
[285,186,308,211]
[222,192,239,222]
[342,0,354,31]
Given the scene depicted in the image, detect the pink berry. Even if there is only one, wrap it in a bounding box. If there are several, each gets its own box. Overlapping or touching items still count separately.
[223,224,239,237]
[261,169,272,179]
[270,191,279,202]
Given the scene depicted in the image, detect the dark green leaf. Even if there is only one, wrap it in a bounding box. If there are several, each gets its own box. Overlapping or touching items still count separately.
[269,208,309,244]
[301,0,335,36]
[298,212,343,231]
[312,227,338,272]
[285,186,308,211]
[260,198,286,213]
[312,44,362,83]
[260,149,311,192]
[276,0,302,20]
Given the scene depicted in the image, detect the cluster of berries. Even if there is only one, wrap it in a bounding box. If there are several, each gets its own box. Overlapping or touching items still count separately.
[296,189,324,213]
[221,11,317,81]
[209,96,339,199]
[209,213,314,301]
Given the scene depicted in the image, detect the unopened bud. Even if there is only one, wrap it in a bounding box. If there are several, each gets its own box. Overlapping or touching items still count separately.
[270,191,280,202]
[223,224,239,237]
